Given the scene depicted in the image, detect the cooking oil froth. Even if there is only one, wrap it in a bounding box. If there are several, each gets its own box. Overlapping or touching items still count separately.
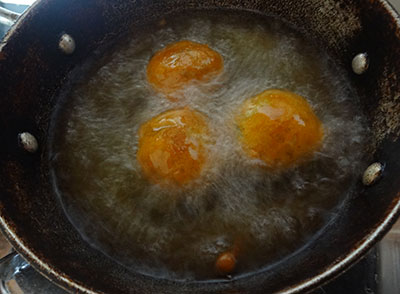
[50,11,368,280]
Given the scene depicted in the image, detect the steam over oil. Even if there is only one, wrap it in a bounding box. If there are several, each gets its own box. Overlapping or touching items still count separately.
[50,11,367,280]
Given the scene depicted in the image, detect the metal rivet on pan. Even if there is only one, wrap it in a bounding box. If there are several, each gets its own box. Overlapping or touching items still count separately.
[352,53,369,75]
[58,33,75,55]
[18,132,38,153]
[362,162,383,186]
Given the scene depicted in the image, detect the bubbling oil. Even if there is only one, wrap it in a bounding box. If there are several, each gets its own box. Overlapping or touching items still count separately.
[50,11,367,280]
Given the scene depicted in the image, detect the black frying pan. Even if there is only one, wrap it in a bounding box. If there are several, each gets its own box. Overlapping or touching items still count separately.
[0,0,400,293]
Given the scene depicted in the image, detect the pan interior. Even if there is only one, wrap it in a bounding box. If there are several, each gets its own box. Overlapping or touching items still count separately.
[49,10,368,281]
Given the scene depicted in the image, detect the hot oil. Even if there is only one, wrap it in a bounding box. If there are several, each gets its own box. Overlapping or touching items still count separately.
[50,11,368,280]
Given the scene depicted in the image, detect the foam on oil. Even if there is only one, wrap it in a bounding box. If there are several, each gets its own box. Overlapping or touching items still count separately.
[50,11,367,280]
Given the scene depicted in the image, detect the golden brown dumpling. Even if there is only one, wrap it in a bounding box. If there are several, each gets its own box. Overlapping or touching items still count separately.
[147,40,223,98]
[137,107,210,186]
[237,89,324,169]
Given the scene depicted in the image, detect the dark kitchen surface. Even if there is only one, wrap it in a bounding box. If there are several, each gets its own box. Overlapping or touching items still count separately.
[0,1,398,294]
[311,249,378,294]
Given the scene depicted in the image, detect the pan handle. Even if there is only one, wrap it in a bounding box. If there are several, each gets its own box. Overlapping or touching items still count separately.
[0,251,68,294]
[0,7,20,27]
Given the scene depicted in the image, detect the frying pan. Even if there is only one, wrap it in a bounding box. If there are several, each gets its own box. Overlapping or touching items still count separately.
[0,0,400,293]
